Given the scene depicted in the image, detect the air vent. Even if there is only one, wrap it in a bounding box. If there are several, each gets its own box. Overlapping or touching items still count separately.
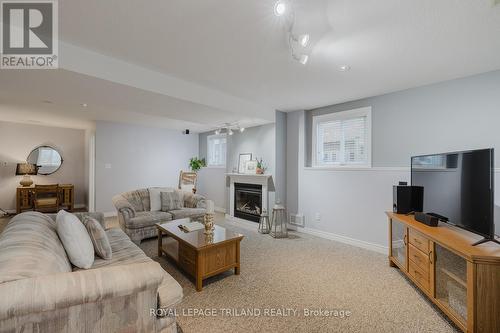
[289,214,305,227]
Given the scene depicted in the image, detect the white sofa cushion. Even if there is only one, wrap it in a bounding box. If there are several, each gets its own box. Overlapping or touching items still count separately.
[56,210,95,269]
[148,187,173,211]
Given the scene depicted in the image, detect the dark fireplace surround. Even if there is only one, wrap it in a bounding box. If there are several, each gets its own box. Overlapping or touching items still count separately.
[234,183,262,222]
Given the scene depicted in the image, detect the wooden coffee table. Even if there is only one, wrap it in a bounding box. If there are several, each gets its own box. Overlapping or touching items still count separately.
[156,218,244,291]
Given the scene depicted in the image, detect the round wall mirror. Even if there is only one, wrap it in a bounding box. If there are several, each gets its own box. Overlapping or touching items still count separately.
[27,146,63,175]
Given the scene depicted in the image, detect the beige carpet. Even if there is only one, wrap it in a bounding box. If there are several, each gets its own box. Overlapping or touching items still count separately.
[0,214,459,333]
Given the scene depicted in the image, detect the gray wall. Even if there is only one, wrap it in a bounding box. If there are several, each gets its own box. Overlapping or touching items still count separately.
[95,121,198,212]
[286,111,303,215]
[275,111,287,205]
[198,123,276,212]
[0,121,87,211]
[289,70,500,249]
[227,124,276,210]
[197,132,227,210]
[306,70,500,167]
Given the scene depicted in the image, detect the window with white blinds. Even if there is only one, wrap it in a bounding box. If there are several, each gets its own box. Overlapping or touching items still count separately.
[313,107,372,167]
[207,134,227,167]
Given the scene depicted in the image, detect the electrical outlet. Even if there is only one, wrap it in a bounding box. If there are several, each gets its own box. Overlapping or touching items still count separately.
[315,213,321,222]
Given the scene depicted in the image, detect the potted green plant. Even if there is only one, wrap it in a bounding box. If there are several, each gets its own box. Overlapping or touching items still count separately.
[256,158,267,174]
[189,157,206,172]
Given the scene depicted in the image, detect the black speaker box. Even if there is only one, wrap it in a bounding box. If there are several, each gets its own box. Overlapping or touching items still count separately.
[415,212,439,227]
[393,184,423,214]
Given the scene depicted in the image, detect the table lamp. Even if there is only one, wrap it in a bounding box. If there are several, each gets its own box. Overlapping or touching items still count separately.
[16,163,38,187]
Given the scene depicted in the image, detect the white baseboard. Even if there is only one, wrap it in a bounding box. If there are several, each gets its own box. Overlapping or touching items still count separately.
[223,214,387,254]
[298,227,388,255]
[103,211,117,217]
[215,206,226,213]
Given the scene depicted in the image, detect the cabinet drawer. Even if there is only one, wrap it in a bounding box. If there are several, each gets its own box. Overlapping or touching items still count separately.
[409,244,429,274]
[409,260,429,292]
[178,244,196,276]
[408,229,429,254]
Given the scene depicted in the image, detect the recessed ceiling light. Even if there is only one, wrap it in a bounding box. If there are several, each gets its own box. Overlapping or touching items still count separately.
[274,0,286,16]
[340,65,351,71]
[81,103,88,107]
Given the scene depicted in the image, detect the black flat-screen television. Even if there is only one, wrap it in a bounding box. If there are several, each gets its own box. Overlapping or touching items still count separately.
[411,148,495,240]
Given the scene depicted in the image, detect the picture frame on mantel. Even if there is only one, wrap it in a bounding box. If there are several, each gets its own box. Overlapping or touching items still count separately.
[244,160,258,174]
[238,153,252,173]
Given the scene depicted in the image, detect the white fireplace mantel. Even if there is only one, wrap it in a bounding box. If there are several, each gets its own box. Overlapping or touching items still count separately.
[226,173,275,219]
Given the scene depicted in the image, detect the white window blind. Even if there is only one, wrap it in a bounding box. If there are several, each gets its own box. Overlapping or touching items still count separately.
[207,134,227,167]
[313,107,371,167]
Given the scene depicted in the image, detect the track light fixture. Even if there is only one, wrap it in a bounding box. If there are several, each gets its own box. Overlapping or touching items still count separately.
[293,54,309,65]
[213,123,245,136]
[291,34,309,47]
[275,1,311,65]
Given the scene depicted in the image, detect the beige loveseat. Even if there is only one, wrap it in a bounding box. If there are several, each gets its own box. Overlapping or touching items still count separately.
[112,188,207,244]
[0,211,183,333]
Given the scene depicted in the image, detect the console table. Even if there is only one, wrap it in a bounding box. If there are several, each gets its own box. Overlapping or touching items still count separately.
[387,212,500,333]
[16,184,74,214]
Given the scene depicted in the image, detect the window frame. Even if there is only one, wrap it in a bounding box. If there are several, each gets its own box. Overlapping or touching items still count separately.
[206,134,227,167]
[312,107,372,168]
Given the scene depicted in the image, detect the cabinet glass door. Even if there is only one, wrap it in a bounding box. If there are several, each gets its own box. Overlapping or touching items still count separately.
[391,219,406,268]
[435,244,467,325]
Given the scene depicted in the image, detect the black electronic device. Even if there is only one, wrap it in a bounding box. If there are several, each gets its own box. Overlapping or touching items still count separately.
[414,212,439,227]
[393,184,424,214]
[411,148,499,246]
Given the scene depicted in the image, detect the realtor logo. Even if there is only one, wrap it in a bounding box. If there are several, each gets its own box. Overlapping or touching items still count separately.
[1,0,58,69]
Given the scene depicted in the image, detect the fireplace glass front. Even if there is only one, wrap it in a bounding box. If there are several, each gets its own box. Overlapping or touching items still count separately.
[234,183,262,222]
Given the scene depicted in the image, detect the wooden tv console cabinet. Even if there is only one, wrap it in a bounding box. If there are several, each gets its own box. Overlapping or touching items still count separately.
[387,212,500,333]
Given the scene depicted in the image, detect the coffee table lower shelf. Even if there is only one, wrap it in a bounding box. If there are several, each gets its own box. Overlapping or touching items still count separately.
[157,228,242,292]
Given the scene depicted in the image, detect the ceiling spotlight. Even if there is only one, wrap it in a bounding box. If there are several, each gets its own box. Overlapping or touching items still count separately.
[215,129,221,135]
[298,34,309,47]
[228,129,234,136]
[274,0,286,16]
[81,103,88,107]
[293,54,309,65]
[340,65,351,72]
[239,127,245,133]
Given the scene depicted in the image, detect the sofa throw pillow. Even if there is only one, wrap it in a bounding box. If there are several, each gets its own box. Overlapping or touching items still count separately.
[149,187,173,211]
[56,210,95,269]
[82,216,112,260]
[161,190,184,211]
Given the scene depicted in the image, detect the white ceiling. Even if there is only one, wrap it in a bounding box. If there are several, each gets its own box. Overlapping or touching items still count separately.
[1,0,500,130]
[0,69,269,131]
